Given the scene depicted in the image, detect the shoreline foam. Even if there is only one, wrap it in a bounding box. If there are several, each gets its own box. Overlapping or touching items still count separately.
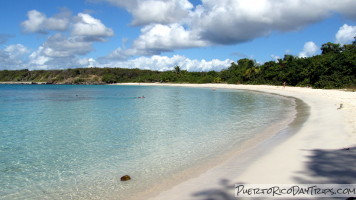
[112,83,356,200]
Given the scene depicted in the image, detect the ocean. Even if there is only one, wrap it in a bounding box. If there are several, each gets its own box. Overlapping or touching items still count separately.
[0,84,295,199]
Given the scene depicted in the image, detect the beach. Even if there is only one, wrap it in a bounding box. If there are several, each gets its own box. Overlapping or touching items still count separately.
[115,83,356,200]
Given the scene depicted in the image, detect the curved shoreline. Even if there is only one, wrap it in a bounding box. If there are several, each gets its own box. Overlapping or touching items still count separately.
[113,83,356,200]
[128,87,301,200]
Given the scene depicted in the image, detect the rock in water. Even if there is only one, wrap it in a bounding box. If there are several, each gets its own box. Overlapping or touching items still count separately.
[120,175,131,181]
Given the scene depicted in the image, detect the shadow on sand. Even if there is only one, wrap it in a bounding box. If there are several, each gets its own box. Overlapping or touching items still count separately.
[190,147,355,200]
[192,179,239,200]
[294,146,356,184]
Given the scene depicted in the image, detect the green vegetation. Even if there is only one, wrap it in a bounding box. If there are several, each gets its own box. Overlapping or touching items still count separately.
[0,41,355,89]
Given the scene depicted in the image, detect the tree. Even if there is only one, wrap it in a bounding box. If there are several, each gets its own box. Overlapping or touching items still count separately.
[102,74,117,83]
[321,42,342,54]
[174,66,181,75]
[237,58,255,69]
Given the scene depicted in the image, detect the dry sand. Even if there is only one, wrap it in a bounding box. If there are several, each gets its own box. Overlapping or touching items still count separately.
[115,83,356,199]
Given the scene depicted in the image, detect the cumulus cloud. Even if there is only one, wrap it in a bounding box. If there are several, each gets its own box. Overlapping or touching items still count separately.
[72,13,114,41]
[27,52,232,71]
[22,10,47,33]
[95,0,356,58]
[93,0,193,25]
[21,9,70,33]
[12,1,356,71]
[192,0,356,45]
[28,53,96,70]
[133,23,206,51]
[105,23,208,60]
[0,44,29,69]
[36,34,93,57]
[97,0,356,45]
[84,0,356,72]
[99,55,232,71]
[28,34,97,69]
[28,44,98,70]
[5,44,29,56]
[21,9,114,41]
[299,41,319,58]
[327,0,356,19]
[335,24,356,45]
[20,10,114,69]
[130,0,193,25]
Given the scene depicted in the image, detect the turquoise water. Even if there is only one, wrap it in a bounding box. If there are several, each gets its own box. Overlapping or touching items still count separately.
[0,85,295,199]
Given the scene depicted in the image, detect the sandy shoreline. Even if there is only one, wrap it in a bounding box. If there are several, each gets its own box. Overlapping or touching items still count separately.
[113,83,356,199]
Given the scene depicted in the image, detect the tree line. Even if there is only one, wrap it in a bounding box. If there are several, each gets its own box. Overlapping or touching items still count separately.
[0,41,355,89]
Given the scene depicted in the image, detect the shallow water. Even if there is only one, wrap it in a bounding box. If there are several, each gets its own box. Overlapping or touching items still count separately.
[0,85,295,199]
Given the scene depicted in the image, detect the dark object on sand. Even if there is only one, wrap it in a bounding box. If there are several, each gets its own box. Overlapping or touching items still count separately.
[120,175,131,181]
[337,104,343,110]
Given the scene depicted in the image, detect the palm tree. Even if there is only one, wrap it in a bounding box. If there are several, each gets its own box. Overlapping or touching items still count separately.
[174,66,181,75]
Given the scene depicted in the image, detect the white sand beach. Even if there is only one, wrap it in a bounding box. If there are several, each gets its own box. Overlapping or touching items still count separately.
[116,83,356,200]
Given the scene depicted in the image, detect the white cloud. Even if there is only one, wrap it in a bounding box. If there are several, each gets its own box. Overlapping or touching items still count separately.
[87,0,356,72]
[21,10,114,41]
[326,0,356,19]
[94,0,193,25]
[99,55,232,72]
[72,13,114,41]
[82,58,97,68]
[21,10,47,33]
[28,47,51,67]
[96,0,356,59]
[28,47,97,70]
[192,0,356,45]
[11,1,356,71]
[105,23,208,60]
[40,34,93,57]
[335,24,356,45]
[299,41,319,58]
[28,55,94,70]
[0,44,29,69]
[28,34,95,69]
[20,10,114,69]
[21,10,70,33]
[5,44,29,57]
[26,52,232,71]
[130,0,193,25]
[132,23,207,53]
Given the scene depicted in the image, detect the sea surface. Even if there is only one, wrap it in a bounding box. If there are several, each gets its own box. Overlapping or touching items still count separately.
[0,84,295,199]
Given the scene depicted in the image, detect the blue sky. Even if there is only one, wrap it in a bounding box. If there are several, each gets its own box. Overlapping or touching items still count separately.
[0,0,355,71]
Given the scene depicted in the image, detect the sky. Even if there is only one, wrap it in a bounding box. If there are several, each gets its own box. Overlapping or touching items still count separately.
[0,0,355,72]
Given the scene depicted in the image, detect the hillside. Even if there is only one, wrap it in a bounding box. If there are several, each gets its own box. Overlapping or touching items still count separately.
[0,42,355,89]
